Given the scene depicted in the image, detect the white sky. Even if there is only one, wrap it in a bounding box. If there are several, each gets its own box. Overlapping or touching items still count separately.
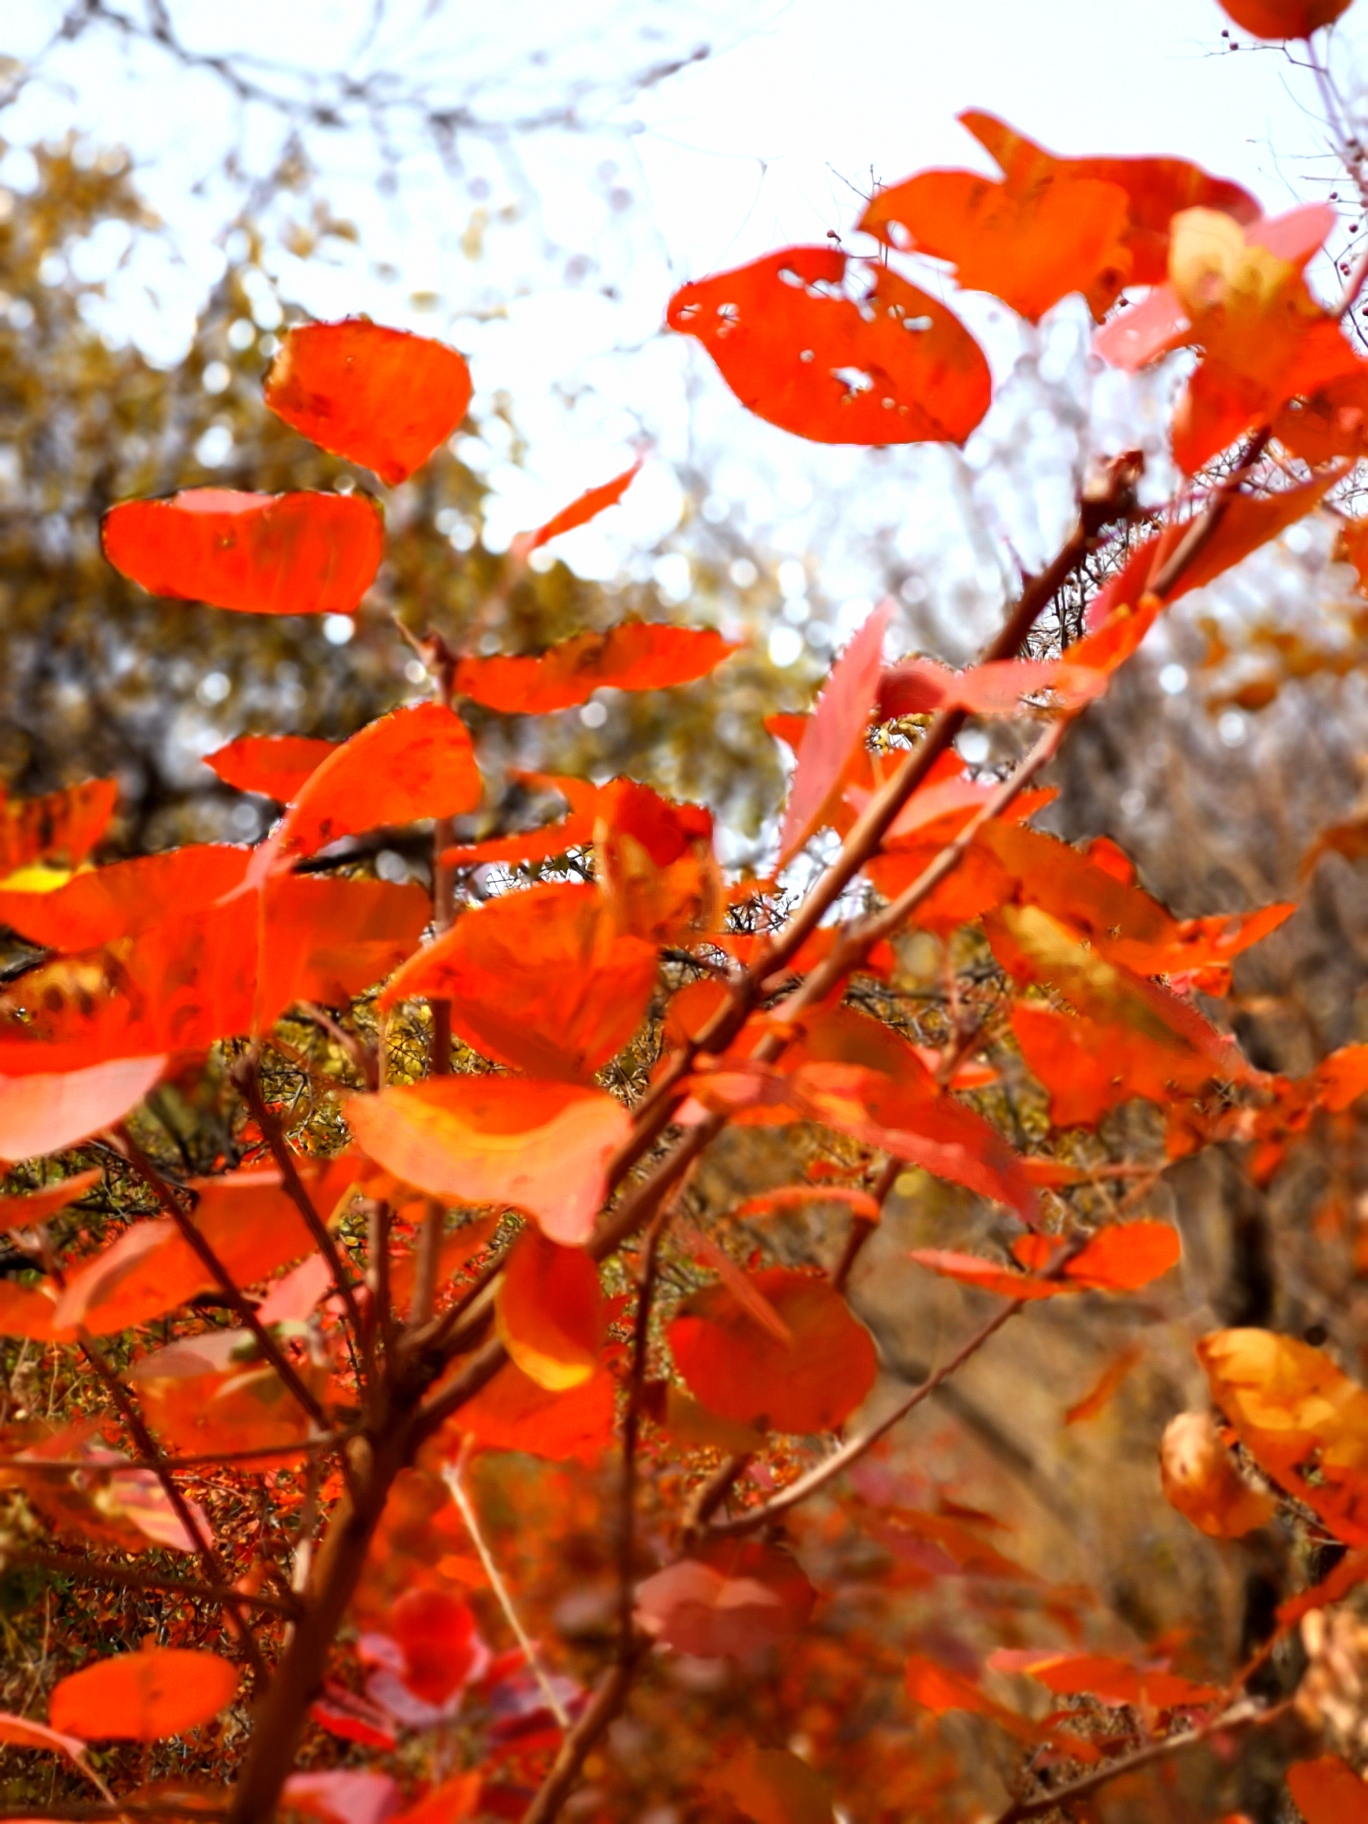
[7,0,1368,634]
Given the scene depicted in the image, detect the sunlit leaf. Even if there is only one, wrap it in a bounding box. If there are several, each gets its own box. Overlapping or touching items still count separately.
[102,489,384,615]
[264,318,472,485]
[779,600,889,864]
[0,779,118,878]
[273,702,481,861]
[667,247,991,445]
[595,777,720,943]
[909,1222,1180,1300]
[496,1226,604,1390]
[903,1654,1035,1739]
[1159,1410,1276,1537]
[451,620,735,715]
[1198,1327,1368,1544]
[517,458,642,553]
[0,1055,164,1161]
[346,1077,629,1245]
[1286,1755,1368,1824]
[442,1359,616,1464]
[381,882,657,1080]
[204,734,340,801]
[0,844,249,953]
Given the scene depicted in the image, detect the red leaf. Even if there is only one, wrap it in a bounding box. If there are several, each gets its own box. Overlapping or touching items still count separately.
[634,1541,815,1658]
[1217,0,1352,37]
[204,734,340,801]
[779,600,890,864]
[49,1649,238,1741]
[380,882,657,1080]
[518,459,642,553]
[667,247,990,445]
[0,779,118,878]
[863,112,1255,322]
[0,845,249,953]
[988,1648,1220,1710]
[441,772,600,868]
[668,1267,876,1433]
[1064,1345,1143,1425]
[310,1687,399,1753]
[909,1222,1180,1300]
[0,1169,101,1234]
[0,1056,164,1162]
[452,620,735,715]
[903,1654,1035,1739]
[496,1226,604,1390]
[273,702,481,861]
[346,1077,629,1245]
[447,1359,616,1463]
[365,1587,486,1706]
[255,875,430,1030]
[264,318,472,485]
[102,489,383,616]
[1286,1756,1368,1824]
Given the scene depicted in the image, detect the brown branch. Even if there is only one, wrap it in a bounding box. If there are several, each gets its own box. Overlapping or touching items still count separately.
[4,1548,302,1618]
[831,1155,900,1293]
[705,1297,1028,1538]
[990,1698,1287,1823]
[617,1205,670,1659]
[113,1126,331,1430]
[235,1057,366,1348]
[519,1638,653,1824]
[77,1334,270,1685]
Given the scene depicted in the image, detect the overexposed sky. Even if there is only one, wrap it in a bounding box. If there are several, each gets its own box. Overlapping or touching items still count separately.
[6,0,1367,619]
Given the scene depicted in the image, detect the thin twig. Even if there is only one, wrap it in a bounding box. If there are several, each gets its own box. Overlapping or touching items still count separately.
[617,1204,671,1659]
[77,1334,270,1684]
[443,1450,569,1729]
[519,1639,653,1824]
[990,1698,1286,1823]
[3,1548,302,1618]
[112,1127,331,1430]
[831,1154,900,1293]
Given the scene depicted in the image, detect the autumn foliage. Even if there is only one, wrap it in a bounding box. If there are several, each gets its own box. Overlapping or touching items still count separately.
[6,3,1368,1822]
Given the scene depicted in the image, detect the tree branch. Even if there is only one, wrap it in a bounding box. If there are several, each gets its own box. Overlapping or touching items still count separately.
[4,1547,302,1618]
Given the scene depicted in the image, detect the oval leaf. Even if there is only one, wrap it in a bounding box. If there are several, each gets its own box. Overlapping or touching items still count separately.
[668,1267,876,1434]
[496,1226,604,1390]
[264,318,472,485]
[668,248,990,445]
[452,621,735,715]
[0,1055,165,1162]
[204,734,341,801]
[346,1077,629,1245]
[49,1648,238,1741]
[102,489,383,616]
[380,882,658,1080]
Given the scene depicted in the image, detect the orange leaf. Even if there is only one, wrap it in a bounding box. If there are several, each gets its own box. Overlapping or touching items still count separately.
[380,882,657,1080]
[0,1056,164,1162]
[1159,1411,1276,1537]
[346,1077,629,1245]
[634,1541,815,1658]
[129,1333,322,1460]
[911,1222,1179,1301]
[1198,1328,1368,1545]
[0,1169,101,1234]
[708,1742,834,1824]
[102,489,383,615]
[263,318,472,485]
[440,772,600,868]
[668,1267,876,1433]
[0,779,118,877]
[864,169,1130,325]
[904,1654,1035,1740]
[204,734,340,801]
[1064,1345,1142,1425]
[989,1648,1220,1710]
[255,875,430,1030]
[667,247,990,445]
[1287,1755,1368,1824]
[452,620,735,715]
[0,845,249,953]
[518,459,642,553]
[273,702,481,861]
[1217,0,1353,36]
[49,1649,238,1741]
[0,1281,64,1341]
[443,1359,616,1464]
[779,600,889,864]
[496,1226,604,1390]
[733,1185,881,1224]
